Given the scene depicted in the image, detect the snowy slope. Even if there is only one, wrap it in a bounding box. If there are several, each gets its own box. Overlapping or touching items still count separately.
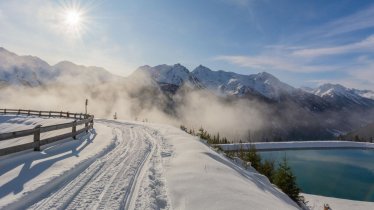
[353,89,374,100]
[0,47,52,87]
[304,193,374,210]
[192,65,295,99]
[135,64,191,86]
[0,48,120,87]
[311,83,374,107]
[150,123,300,210]
[0,116,300,210]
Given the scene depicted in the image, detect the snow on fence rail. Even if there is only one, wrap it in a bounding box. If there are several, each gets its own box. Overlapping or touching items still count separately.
[216,141,374,152]
[0,109,94,156]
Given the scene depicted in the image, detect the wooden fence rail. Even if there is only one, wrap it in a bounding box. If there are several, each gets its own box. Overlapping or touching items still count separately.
[0,109,94,156]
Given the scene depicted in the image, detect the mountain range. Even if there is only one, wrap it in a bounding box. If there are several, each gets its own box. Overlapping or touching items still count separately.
[132,63,374,111]
[1,47,374,140]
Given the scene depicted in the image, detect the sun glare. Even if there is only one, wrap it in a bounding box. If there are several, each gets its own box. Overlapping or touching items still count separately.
[65,10,82,27]
[59,4,88,39]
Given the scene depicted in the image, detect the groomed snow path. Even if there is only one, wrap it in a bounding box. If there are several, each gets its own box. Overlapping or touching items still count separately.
[27,120,170,210]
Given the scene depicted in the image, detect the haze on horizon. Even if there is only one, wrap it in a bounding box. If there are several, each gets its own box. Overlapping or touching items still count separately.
[1,0,374,90]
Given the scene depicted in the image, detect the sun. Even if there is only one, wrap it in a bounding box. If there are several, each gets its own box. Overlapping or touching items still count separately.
[64,9,82,27]
[59,5,88,38]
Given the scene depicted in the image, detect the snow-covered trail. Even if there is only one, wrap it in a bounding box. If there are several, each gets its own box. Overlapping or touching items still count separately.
[28,120,170,210]
[1,117,301,210]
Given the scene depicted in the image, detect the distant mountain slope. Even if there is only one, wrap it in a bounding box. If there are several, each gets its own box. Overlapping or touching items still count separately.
[53,61,122,85]
[0,47,121,87]
[133,63,374,113]
[1,47,374,140]
[311,84,374,109]
[2,47,373,111]
[135,64,190,86]
[352,89,374,100]
[191,65,295,100]
[0,47,52,87]
[344,123,374,141]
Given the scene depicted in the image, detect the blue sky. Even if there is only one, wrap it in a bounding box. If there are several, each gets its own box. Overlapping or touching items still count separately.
[1,0,374,90]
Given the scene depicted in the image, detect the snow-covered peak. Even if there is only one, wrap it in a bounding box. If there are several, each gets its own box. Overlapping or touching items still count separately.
[134,64,190,86]
[0,47,52,87]
[313,83,348,97]
[253,71,276,81]
[311,83,374,106]
[0,47,122,87]
[192,67,295,100]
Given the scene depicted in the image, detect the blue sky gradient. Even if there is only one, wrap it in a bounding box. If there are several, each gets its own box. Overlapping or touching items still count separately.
[1,0,374,89]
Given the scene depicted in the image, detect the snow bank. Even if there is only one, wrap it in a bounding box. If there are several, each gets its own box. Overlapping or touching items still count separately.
[218,141,374,151]
[0,118,116,209]
[304,193,374,210]
[150,123,300,210]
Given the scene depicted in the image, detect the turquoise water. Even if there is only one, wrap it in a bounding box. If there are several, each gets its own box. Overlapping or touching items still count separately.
[259,149,374,202]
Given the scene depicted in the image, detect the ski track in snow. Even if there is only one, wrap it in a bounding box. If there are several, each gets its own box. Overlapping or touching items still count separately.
[28,120,170,210]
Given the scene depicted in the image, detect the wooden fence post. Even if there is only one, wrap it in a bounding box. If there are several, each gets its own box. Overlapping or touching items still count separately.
[18,109,20,115]
[67,112,70,118]
[33,125,42,151]
[49,111,51,118]
[85,119,89,133]
[39,111,41,117]
[60,111,62,117]
[3,109,6,114]
[72,120,77,139]
[28,110,30,116]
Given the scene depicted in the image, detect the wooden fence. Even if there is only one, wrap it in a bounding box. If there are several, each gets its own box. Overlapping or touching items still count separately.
[0,109,94,156]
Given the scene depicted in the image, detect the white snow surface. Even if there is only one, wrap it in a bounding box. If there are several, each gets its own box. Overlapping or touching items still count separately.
[0,116,300,210]
[304,193,374,210]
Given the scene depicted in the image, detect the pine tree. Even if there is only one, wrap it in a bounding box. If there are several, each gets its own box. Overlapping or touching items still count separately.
[273,156,301,203]
[246,144,261,170]
[259,159,275,182]
[239,145,245,160]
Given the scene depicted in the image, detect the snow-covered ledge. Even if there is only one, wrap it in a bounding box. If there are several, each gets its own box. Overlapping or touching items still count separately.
[217,141,374,151]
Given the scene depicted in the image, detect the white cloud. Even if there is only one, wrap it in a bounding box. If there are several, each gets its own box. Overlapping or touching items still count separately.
[293,35,374,58]
[307,60,374,90]
[323,5,374,37]
[215,54,336,73]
